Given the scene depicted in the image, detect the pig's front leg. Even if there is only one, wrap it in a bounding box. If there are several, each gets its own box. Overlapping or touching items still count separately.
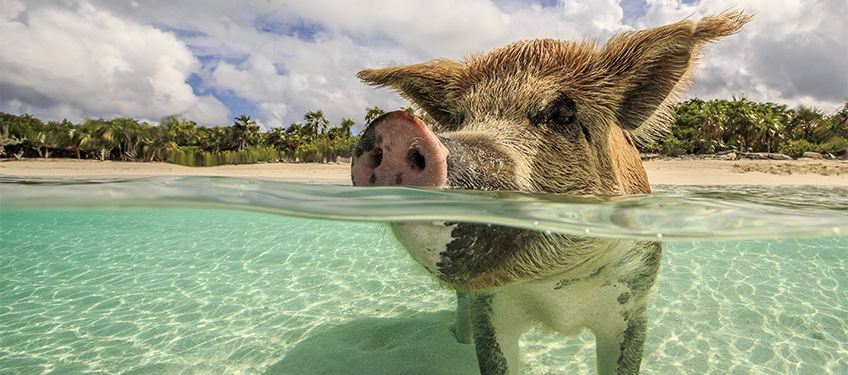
[593,305,649,375]
[452,291,473,344]
[471,293,527,375]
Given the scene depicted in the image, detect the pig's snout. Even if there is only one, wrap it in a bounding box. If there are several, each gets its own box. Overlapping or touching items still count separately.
[352,111,448,187]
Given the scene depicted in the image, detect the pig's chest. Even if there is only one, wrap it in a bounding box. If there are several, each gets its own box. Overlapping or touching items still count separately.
[392,222,641,334]
[390,222,457,273]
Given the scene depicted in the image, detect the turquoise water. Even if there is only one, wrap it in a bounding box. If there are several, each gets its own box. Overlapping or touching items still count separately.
[1,178,847,374]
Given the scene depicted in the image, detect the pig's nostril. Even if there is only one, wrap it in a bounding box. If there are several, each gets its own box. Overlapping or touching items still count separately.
[408,149,426,171]
[369,148,383,168]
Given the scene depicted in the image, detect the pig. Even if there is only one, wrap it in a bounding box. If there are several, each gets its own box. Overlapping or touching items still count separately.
[351,12,750,375]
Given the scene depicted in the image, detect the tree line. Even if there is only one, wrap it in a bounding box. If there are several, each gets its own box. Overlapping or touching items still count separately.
[642,98,848,157]
[0,106,390,166]
[1,99,846,165]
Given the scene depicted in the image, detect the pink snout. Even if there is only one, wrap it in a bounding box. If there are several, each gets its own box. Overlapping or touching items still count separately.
[351,111,448,187]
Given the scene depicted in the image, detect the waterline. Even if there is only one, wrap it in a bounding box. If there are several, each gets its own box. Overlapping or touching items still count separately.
[2,176,846,240]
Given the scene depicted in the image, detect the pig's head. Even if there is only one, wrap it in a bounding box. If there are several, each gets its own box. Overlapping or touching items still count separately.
[351,12,749,289]
[352,12,750,194]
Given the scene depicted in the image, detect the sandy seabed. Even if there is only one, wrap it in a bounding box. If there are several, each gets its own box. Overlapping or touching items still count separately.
[1,158,847,186]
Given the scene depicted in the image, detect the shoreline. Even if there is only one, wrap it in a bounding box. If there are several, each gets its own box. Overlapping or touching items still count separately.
[1,158,847,186]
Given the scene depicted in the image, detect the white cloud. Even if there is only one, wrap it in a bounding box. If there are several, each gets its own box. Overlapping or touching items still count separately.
[182,95,230,125]
[637,0,848,111]
[2,0,845,130]
[273,0,628,60]
[207,34,412,129]
[0,2,222,122]
[171,0,631,130]
[0,0,26,20]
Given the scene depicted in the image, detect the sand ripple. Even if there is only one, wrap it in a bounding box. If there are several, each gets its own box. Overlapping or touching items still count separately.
[1,209,845,374]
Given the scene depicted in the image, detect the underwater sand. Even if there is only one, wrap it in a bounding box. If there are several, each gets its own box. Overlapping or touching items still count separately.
[1,179,846,374]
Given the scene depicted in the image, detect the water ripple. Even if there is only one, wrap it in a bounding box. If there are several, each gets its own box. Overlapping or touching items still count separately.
[1,176,846,240]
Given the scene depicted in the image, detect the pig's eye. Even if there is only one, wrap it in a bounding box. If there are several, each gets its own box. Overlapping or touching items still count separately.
[529,94,577,127]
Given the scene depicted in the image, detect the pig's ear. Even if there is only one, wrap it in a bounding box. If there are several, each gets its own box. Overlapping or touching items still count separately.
[357,60,464,126]
[598,11,751,133]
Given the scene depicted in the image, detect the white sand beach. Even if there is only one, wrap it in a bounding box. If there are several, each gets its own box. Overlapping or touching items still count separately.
[1,159,846,186]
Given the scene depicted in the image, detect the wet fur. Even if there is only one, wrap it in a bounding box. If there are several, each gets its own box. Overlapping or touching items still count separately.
[357,12,750,375]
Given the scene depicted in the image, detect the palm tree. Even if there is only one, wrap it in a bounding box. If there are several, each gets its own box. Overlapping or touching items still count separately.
[286,122,302,134]
[161,116,200,147]
[141,125,169,161]
[265,127,289,149]
[79,119,115,161]
[700,100,726,153]
[111,117,146,160]
[338,118,355,137]
[365,106,385,124]
[198,126,230,153]
[788,106,826,142]
[754,102,789,153]
[51,119,87,159]
[303,110,329,136]
[231,115,259,151]
[6,113,46,157]
[282,123,305,158]
[326,118,355,141]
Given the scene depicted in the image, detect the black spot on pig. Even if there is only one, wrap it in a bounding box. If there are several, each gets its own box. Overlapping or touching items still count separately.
[353,129,376,158]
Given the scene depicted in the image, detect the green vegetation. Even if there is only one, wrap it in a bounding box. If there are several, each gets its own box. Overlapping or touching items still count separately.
[2,98,846,165]
[0,109,363,166]
[641,98,848,157]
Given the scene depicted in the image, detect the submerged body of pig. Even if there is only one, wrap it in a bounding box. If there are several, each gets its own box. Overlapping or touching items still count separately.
[352,12,750,375]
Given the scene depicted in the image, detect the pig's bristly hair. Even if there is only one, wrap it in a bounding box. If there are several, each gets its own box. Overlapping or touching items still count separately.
[357,11,751,145]
[615,11,753,144]
[357,60,465,127]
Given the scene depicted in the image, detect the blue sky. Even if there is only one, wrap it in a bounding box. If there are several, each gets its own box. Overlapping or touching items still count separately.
[1,0,845,131]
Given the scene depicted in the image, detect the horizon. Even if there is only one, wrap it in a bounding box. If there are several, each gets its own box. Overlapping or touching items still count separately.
[2,0,846,133]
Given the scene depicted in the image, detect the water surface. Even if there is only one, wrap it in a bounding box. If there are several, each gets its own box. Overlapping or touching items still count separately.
[1,178,846,374]
[3,177,846,240]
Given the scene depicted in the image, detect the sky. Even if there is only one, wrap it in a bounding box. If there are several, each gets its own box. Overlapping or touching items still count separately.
[1,0,846,132]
